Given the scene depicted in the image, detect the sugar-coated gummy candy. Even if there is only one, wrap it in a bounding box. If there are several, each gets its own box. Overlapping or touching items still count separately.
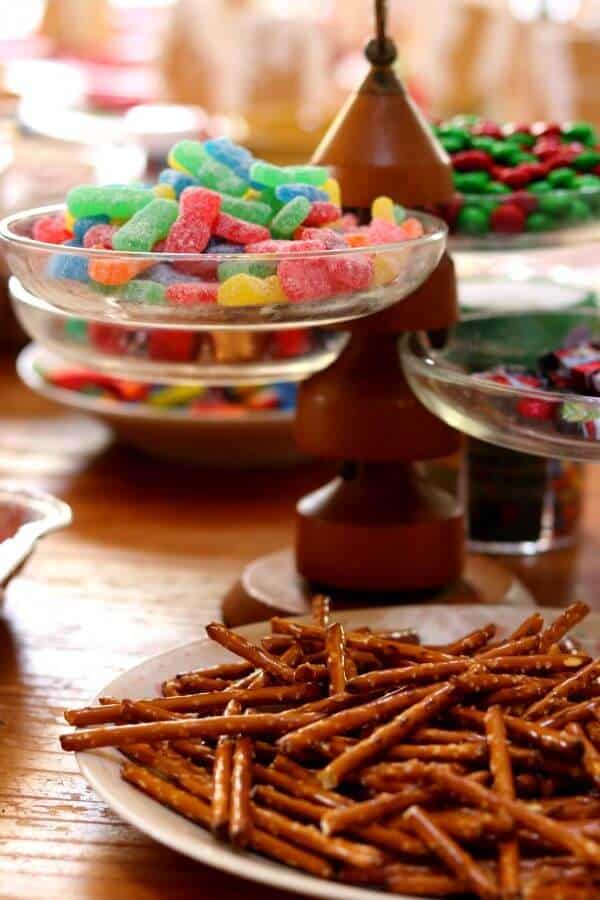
[273,330,310,359]
[119,280,166,305]
[204,138,254,181]
[168,140,209,176]
[367,219,418,243]
[278,257,332,302]
[284,165,329,186]
[327,254,374,292]
[208,240,246,254]
[89,256,152,286]
[73,215,110,243]
[166,282,219,305]
[214,212,270,245]
[217,259,275,281]
[250,162,327,189]
[159,168,198,198]
[371,196,395,223]
[153,183,176,200]
[33,214,71,244]
[217,272,287,306]
[393,204,406,224]
[166,217,211,255]
[219,195,273,226]
[294,226,346,247]
[373,253,402,286]
[67,185,154,220]
[270,197,311,239]
[322,178,341,207]
[196,158,248,197]
[149,330,198,362]
[88,323,128,354]
[112,199,179,252]
[303,202,342,227]
[64,318,88,343]
[83,223,117,249]
[275,184,329,203]
[49,239,89,282]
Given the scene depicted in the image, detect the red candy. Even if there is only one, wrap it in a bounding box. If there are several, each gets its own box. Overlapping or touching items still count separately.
[516,398,556,420]
[303,202,342,227]
[214,213,270,245]
[83,224,116,249]
[533,136,562,160]
[278,258,333,302]
[544,147,581,170]
[366,219,409,243]
[166,282,219,305]
[439,195,464,229]
[247,239,325,254]
[166,214,211,255]
[294,226,346,247]
[273,328,311,358]
[532,121,562,137]
[88,323,128,355]
[503,191,538,214]
[148,330,198,362]
[496,163,545,188]
[490,203,526,234]
[472,120,503,139]
[33,214,71,244]
[451,150,492,172]
[334,213,359,232]
[180,187,221,227]
[327,254,374,292]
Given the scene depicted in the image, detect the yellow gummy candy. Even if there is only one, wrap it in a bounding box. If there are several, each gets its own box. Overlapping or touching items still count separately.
[153,183,176,200]
[263,275,287,304]
[373,253,402,287]
[323,178,341,207]
[64,211,75,231]
[218,273,289,307]
[372,196,395,223]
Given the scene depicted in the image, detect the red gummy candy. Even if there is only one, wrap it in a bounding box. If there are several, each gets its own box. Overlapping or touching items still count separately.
[273,328,311,358]
[303,202,342,227]
[278,258,333,302]
[490,203,526,234]
[497,163,545,188]
[451,150,492,172]
[366,219,409,243]
[327,254,374,292]
[148,329,198,362]
[88,323,128,355]
[472,120,503,139]
[83,224,116,249]
[165,214,211,255]
[245,239,295,253]
[180,187,221,227]
[503,191,538,214]
[334,213,359,232]
[516,397,555,420]
[33,214,71,244]
[166,282,219,305]
[214,213,270,245]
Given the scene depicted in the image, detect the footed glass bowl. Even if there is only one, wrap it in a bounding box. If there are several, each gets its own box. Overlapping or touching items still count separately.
[401,309,600,463]
[10,278,347,385]
[0,204,446,329]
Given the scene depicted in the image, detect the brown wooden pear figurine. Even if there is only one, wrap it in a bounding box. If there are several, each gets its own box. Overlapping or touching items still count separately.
[295,0,464,592]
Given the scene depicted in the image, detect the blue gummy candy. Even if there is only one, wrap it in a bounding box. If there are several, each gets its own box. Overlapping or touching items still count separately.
[48,239,89,282]
[204,138,254,181]
[207,238,246,254]
[73,214,110,243]
[142,262,198,285]
[275,184,329,203]
[158,168,197,198]
[274,382,297,411]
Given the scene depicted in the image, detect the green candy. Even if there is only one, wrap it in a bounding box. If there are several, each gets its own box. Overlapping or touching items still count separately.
[483,182,511,195]
[196,159,247,197]
[393,204,406,223]
[284,165,329,186]
[573,150,600,172]
[217,260,276,281]
[453,171,491,194]
[513,152,537,164]
[64,318,88,342]
[506,131,536,147]
[270,196,311,239]
[258,187,284,211]
[547,167,576,189]
[529,179,553,194]
[112,199,178,252]
[437,126,471,150]
[565,198,592,224]
[440,135,466,154]
[169,140,209,176]
[526,212,555,232]
[250,161,328,188]
[219,195,273,225]
[67,185,153,219]
[562,122,597,146]
[538,193,571,217]
[489,142,522,165]
[471,136,496,153]
[119,280,166,304]
[456,205,490,235]
[576,173,600,188]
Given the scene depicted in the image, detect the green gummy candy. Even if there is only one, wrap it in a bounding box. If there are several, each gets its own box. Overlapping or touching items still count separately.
[67,185,153,219]
[170,140,209,176]
[196,158,247,197]
[250,161,327,188]
[526,212,554,232]
[119,280,166,304]
[538,193,571,217]
[284,165,328,186]
[250,161,288,188]
[259,187,284,211]
[573,150,600,172]
[453,171,490,193]
[217,260,276,282]
[64,318,88,342]
[270,196,311,238]
[112,199,178,252]
[562,122,597,146]
[393,204,406,223]
[548,167,576,189]
[456,205,490,235]
[219,195,273,225]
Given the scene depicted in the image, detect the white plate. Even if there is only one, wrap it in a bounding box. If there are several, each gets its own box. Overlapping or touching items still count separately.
[75,604,600,900]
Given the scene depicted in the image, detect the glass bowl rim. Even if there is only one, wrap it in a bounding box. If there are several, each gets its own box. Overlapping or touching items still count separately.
[0,203,448,263]
[401,308,600,408]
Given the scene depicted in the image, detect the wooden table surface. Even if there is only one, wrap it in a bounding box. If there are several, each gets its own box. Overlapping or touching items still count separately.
[1,353,599,900]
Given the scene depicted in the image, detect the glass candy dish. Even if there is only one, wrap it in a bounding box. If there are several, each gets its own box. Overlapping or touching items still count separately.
[10,279,346,386]
[18,345,300,468]
[401,309,600,463]
[0,205,446,329]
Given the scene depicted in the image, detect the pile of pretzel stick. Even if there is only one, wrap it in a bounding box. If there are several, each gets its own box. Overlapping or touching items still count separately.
[60,599,600,899]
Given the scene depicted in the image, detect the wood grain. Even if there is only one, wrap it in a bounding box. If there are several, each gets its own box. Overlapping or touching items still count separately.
[0,355,598,899]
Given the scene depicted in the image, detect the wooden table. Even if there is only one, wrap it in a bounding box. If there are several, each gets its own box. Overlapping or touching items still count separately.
[1,354,599,899]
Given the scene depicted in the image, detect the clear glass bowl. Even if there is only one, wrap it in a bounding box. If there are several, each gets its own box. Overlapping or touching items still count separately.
[401,309,600,463]
[0,204,447,329]
[10,278,345,385]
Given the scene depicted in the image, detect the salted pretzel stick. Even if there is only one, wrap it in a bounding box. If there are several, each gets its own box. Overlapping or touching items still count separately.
[385,868,467,897]
[176,661,253,681]
[525,659,600,720]
[294,662,327,683]
[567,723,600,789]
[403,806,499,900]
[277,685,434,756]
[537,602,590,653]
[229,734,253,847]
[540,697,600,730]
[441,623,496,656]
[411,727,483,744]
[348,649,382,671]
[346,660,470,693]
[311,594,330,628]
[485,680,561,708]
[206,622,296,683]
[453,706,579,755]
[482,654,589,674]
[318,682,458,789]
[485,706,520,900]
[477,635,540,659]
[532,795,600,820]
[507,612,545,641]
[385,743,487,763]
[167,675,232,694]
[321,789,438,836]
[60,711,320,751]
[211,698,240,836]
[325,623,347,695]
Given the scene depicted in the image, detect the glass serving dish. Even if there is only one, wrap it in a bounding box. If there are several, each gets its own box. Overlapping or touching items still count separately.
[18,344,300,468]
[401,309,600,463]
[0,205,447,329]
[10,278,346,386]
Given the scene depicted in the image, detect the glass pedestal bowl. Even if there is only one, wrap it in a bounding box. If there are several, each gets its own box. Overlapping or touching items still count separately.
[401,309,600,463]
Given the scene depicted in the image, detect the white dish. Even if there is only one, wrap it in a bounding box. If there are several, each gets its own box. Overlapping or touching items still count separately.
[75,604,600,900]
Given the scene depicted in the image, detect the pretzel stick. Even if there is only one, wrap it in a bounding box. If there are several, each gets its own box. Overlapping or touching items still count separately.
[320,790,437,836]
[249,826,333,879]
[318,682,458,789]
[277,685,434,756]
[507,612,545,641]
[403,805,499,900]
[540,698,600,730]
[567,723,600,789]
[441,623,496,656]
[485,680,561,708]
[176,661,253,681]
[453,706,580,755]
[211,698,240,836]
[294,662,327,683]
[525,660,600,720]
[477,635,540,659]
[411,727,483,744]
[346,660,470,693]
[482,654,589,674]
[485,706,520,900]
[206,622,296,683]
[230,735,253,847]
[311,594,330,628]
[385,743,487,763]
[532,796,600,820]
[325,623,347,695]
[385,868,468,897]
[538,602,590,653]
